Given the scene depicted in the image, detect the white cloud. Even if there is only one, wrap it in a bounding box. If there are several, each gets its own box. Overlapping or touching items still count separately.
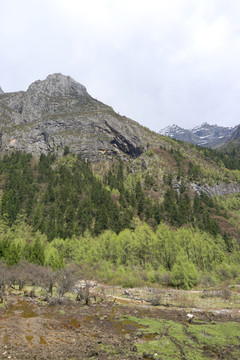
[1,0,240,131]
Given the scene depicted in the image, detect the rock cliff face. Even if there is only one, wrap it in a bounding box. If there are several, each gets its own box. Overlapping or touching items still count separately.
[0,74,156,161]
[190,182,240,197]
[172,180,240,196]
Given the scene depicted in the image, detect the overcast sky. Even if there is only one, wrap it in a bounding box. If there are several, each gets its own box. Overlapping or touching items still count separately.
[1,0,240,132]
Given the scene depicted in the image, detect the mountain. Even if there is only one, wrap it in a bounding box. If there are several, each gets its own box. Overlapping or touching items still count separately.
[159,122,237,148]
[227,124,240,143]
[158,124,200,144]
[0,87,4,94]
[0,73,162,161]
[218,124,240,162]
[0,76,240,290]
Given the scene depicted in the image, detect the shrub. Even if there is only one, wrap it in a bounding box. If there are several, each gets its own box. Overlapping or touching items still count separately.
[146,265,156,283]
[221,287,231,300]
[155,266,171,286]
[150,294,162,306]
[200,273,216,287]
[171,255,199,289]
[146,149,154,156]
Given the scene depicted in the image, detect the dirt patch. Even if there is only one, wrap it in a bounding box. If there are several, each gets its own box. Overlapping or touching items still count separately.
[0,297,141,359]
[0,289,240,359]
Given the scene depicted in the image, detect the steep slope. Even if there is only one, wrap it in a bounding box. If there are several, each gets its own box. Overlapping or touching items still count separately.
[0,150,239,242]
[0,75,240,239]
[1,77,240,291]
[159,123,237,148]
[218,124,240,163]
[227,124,240,143]
[0,74,162,161]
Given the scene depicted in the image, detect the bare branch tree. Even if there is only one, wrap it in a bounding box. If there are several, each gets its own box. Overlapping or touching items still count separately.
[57,265,78,300]
[13,260,32,291]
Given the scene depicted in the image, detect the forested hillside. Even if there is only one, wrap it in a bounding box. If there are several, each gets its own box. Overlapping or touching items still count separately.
[0,149,239,289]
[197,145,240,171]
[1,149,239,240]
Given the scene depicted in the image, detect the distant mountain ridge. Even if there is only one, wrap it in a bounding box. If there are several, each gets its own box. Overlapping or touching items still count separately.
[159,122,238,148]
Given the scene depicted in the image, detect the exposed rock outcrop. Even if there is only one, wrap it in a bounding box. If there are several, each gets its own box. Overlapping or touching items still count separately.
[0,73,160,161]
[173,180,240,196]
[27,73,87,97]
[190,182,240,196]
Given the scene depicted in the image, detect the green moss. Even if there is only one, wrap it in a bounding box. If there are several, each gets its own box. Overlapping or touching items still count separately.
[26,335,33,342]
[39,335,47,344]
[187,321,240,347]
[98,343,120,356]
[137,338,179,358]
[120,316,240,360]
[4,300,37,319]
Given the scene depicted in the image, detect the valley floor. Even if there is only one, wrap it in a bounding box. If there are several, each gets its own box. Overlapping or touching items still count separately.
[0,286,240,360]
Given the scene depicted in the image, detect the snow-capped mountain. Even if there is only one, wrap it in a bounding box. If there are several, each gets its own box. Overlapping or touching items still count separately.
[159,124,200,144]
[159,123,238,148]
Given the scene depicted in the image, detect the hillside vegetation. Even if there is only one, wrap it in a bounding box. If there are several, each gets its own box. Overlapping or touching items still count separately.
[0,147,239,289]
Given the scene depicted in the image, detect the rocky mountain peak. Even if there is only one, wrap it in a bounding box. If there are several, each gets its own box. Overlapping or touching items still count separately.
[0,74,161,160]
[27,73,87,97]
[159,124,185,136]
[0,87,4,94]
